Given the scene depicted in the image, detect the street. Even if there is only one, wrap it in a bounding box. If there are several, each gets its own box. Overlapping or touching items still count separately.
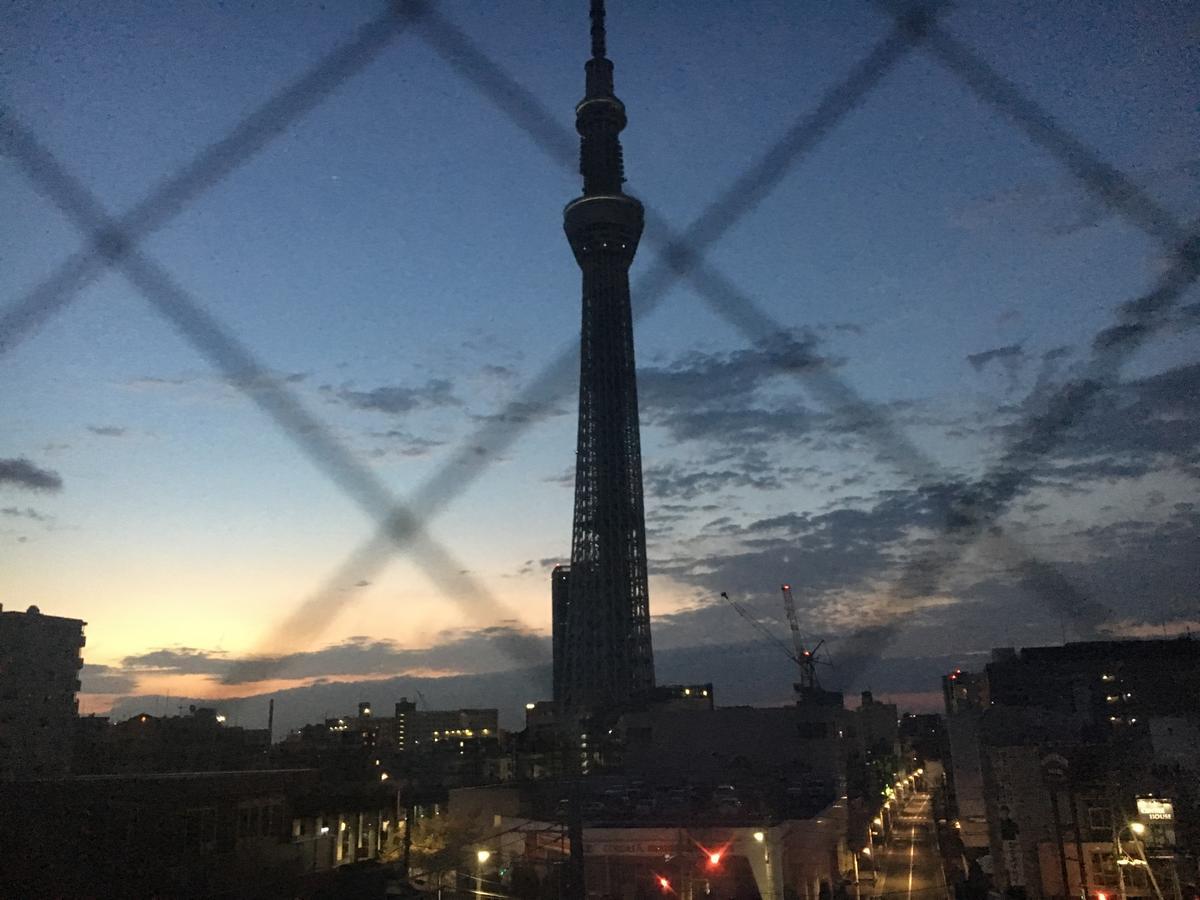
[866,792,949,900]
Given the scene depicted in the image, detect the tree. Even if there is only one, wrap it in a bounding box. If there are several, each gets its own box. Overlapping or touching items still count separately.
[408,813,483,889]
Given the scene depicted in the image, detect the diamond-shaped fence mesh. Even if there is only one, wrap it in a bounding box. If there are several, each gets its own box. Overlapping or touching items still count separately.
[2,0,1195,696]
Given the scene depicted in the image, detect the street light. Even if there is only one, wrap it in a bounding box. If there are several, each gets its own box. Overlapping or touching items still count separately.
[475,849,491,898]
[753,831,765,843]
[1129,822,1146,836]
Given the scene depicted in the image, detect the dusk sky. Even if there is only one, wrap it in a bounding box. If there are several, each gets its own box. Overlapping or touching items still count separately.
[3,1,1197,728]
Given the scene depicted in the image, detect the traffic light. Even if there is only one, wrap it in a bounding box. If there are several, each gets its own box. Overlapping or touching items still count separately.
[707,851,722,867]
[657,875,671,892]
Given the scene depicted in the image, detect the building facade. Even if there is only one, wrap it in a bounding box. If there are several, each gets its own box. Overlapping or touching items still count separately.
[0,603,86,776]
[943,639,1200,900]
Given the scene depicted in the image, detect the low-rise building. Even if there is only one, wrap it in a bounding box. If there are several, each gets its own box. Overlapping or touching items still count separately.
[0,768,397,897]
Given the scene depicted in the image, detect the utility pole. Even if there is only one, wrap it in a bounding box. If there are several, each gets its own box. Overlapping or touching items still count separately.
[566,774,585,900]
[402,796,413,880]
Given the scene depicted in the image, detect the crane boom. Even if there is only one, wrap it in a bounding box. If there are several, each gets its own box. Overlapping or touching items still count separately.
[720,592,800,665]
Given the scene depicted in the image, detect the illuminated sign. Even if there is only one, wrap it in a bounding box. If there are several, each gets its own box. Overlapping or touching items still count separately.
[1136,798,1174,822]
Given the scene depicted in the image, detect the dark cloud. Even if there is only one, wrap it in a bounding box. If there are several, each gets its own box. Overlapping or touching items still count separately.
[633,332,853,486]
[368,429,446,458]
[470,400,568,425]
[639,330,831,411]
[87,425,128,438]
[0,458,62,492]
[125,375,189,389]
[121,647,230,675]
[644,499,1199,697]
[127,371,309,393]
[479,364,518,381]
[226,371,309,390]
[643,461,788,500]
[79,663,139,695]
[328,379,461,415]
[187,626,548,685]
[1,506,52,522]
[102,636,965,736]
[967,343,1024,372]
[1007,362,1200,486]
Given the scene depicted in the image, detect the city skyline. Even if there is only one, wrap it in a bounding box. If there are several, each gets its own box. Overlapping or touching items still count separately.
[2,1,1198,721]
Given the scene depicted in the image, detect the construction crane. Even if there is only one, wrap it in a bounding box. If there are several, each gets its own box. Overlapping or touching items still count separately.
[781,583,824,692]
[720,592,802,667]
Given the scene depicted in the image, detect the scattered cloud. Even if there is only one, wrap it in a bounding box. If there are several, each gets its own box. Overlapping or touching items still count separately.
[0,458,63,492]
[1,506,52,522]
[470,400,568,425]
[644,461,791,500]
[326,379,461,415]
[208,626,548,684]
[952,158,1200,238]
[967,343,1026,391]
[367,429,447,458]
[87,425,128,437]
[967,343,1024,372]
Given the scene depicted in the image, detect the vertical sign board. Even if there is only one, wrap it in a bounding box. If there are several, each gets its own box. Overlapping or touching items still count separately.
[1002,840,1026,888]
[999,810,1025,888]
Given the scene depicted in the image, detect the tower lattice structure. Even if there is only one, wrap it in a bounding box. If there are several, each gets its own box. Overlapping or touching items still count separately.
[554,0,655,712]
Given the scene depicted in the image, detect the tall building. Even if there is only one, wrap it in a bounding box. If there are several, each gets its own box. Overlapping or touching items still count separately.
[941,668,991,851]
[0,603,86,776]
[551,565,571,705]
[554,0,655,712]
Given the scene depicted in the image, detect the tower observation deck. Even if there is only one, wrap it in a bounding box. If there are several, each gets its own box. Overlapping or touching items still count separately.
[554,0,655,712]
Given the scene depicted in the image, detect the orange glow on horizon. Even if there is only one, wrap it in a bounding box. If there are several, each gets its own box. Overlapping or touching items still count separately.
[106,667,469,706]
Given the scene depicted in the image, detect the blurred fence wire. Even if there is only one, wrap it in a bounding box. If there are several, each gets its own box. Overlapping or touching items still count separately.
[2,0,1195,687]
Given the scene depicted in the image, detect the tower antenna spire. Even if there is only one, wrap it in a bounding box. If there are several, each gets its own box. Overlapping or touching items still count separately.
[590,0,607,60]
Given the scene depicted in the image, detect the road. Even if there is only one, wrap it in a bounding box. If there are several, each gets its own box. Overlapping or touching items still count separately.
[865,791,949,900]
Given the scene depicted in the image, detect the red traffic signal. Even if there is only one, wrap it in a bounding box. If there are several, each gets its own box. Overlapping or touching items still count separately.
[657,876,671,892]
[708,851,722,867]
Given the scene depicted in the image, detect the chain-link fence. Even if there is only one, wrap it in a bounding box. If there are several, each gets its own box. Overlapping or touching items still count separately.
[3,0,1196,702]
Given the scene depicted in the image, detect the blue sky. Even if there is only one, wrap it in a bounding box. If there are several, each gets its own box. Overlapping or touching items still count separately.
[2,1,1197,721]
